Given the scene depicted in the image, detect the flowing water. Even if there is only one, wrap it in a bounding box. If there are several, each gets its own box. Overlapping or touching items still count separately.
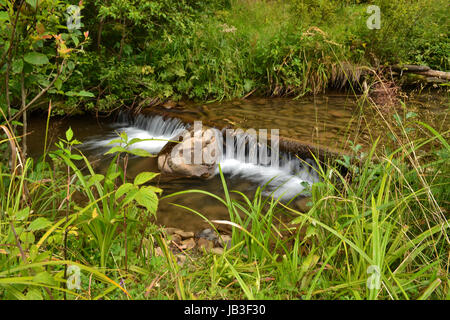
[27,92,449,231]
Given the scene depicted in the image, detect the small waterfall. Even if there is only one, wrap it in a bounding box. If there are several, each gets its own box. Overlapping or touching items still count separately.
[217,130,320,200]
[83,112,187,155]
[84,112,320,200]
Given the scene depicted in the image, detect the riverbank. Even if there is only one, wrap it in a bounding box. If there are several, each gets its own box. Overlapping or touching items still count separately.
[3,0,448,117]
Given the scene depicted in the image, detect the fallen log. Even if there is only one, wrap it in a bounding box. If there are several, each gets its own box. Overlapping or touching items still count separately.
[392,64,450,81]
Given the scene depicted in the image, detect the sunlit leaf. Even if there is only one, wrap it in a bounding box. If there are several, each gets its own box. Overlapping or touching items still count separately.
[135,187,159,214]
[133,172,159,186]
[24,52,49,65]
[28,217,52,231]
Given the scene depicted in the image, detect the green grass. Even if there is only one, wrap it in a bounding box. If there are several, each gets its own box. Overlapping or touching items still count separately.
[53,0,448,113]
[0,101,449,299]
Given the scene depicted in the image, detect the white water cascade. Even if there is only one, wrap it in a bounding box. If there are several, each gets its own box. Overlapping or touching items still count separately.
[83,112,187,154]
[84,113,320,200]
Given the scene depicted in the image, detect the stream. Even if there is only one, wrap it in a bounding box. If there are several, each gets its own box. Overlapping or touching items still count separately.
[27,92,449,232]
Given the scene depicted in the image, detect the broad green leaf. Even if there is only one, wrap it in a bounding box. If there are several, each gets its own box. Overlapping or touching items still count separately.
[104,146,127,155]
[70,154,83,160]
[107,138,123,145]
[15,207,30,221]
[54,78,62,90]
[71,34,79,46]
[28,217,52,231]
[129,148,154,157]
[77,90,95,97]
[133,172,159,186]
[121,187,139,207]
[135,187,159,214]
[24,52,49,66]
[115,183,135,200]
[66,127,73,141]
[11,121,23,127]
[19,231,35,244]
[65,90,95,97]
[393,113,402,126]
[128,138,146,146]
[147,185,163,194]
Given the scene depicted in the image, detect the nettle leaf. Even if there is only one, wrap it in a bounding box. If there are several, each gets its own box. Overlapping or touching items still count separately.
[129,148,154,157]
[128,138,145,146]
[115,183,135,200]
[146,185,163,194]
[28,217,52,231]
[66,127,73,141]
[24,52,49,65]
[104,146,127,155]
[133,172,159,186]
[121,187,139,206]
[135,187,159,214]
[107,138,123,145]
[15,207,31,221]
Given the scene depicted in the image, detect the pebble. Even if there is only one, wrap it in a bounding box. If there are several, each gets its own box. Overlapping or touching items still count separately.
[218,235,232,249]
[170,234,182,244]
[162,227,231,258]
[180,238,196,250]
[197,238,214,250]
[196,228,218,241]
[165,227,183,235]
[174,230,195,239]
[210,247,224,255]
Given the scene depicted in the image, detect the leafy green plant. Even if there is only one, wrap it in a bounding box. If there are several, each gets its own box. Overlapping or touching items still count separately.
[49,129,161,269]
